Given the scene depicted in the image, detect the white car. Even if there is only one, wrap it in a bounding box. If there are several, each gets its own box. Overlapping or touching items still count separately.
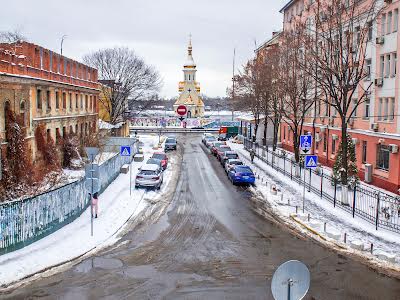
[202,133,214,143]
[135,164,163,189]
[224,159,243,173]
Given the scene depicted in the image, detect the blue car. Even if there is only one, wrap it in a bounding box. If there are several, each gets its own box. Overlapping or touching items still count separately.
[228,165,255,185]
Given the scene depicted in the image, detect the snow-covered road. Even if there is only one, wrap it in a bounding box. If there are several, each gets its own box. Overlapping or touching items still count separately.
[0,134,178,288]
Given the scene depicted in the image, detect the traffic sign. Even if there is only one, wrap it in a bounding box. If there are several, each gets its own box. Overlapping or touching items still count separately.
[300,135,312,155]
[305,155,318,168]
[120,146,131,156]
[176,105,187,116]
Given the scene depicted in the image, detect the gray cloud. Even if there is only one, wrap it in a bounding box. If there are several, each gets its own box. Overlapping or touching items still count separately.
[0,0,287,97]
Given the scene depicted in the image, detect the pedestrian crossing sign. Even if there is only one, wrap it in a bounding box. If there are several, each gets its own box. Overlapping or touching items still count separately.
[300,135,312,155]
[305,155,318,168]
[120,146,131,157]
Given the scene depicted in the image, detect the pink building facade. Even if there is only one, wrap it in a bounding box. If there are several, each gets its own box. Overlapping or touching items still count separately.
[275,0,400,193]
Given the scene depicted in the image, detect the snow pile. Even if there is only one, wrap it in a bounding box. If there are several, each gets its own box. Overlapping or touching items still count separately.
[0,135,177,288]
[229,142,400,267]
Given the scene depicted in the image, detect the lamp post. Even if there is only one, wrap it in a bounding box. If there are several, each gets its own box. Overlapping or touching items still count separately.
[60,35,67,56]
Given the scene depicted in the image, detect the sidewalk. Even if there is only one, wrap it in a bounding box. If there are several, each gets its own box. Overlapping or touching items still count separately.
[229,142,400,269]
[0,135,176,288]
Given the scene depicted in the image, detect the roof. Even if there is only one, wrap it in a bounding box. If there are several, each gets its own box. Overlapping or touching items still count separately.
[255,31,282,53]
[141,164,159,171]
[279,0,296,13]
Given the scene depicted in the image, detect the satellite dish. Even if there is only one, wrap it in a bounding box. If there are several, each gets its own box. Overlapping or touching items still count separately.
[271,260,310,300]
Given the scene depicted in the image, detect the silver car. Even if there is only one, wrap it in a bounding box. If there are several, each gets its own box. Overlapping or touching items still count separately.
[224,159,243,173]
[135,164,163,189]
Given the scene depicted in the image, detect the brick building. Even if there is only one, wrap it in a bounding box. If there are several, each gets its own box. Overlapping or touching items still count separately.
[256,0,400,194]
[0,41,99,161]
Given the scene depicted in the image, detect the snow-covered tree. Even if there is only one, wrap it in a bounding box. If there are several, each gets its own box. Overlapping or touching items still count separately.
[333,134,359,186]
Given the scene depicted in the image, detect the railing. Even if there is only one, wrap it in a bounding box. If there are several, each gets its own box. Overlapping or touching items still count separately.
[244,139,400,233]
[0,153,129,255]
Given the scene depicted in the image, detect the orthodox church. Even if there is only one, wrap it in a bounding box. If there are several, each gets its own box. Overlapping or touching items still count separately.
[173,37,205,118]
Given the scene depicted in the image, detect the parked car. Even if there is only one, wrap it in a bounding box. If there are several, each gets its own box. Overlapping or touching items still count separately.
[146,158,163,171]
[224,159,243,173]
[202,133,214,143]
[216,145,232,161]
[211,142,227,156]
[135,164,164,189]
[228,165,255,185]
[204,136,217,148]
[164,137,177,151]
[220,151,239,165]
[152,152,168,169]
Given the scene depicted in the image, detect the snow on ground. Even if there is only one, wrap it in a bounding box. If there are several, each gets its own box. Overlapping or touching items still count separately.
[228,141,400,267]
[0,134,176,287]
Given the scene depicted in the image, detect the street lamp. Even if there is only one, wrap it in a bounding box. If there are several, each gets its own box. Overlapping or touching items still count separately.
[60,35,67,56]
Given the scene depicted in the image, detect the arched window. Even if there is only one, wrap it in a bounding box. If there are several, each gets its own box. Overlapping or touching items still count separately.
[20,100,26,126]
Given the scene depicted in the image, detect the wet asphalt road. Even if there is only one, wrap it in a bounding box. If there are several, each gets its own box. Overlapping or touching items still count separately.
[2,133,400,300]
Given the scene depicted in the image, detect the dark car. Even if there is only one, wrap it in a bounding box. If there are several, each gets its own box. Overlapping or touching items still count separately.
[211,142,226,156]
[164,137,177,151]
[220,151,239,166]
[152,152,168,170]
[216,145,232,161]
[228,165,255,185]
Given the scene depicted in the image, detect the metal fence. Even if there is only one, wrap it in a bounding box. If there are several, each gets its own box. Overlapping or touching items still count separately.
[0,153,130,255]
[244,139,400,233]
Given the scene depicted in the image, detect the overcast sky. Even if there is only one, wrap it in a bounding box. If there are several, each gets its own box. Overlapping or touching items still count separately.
[1,0,288,98]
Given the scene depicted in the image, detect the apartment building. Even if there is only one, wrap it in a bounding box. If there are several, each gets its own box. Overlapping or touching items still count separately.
[0,41,99,161]
[269,0,400,193]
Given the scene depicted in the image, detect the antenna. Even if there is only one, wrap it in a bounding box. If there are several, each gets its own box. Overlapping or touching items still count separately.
[271,260,310,300]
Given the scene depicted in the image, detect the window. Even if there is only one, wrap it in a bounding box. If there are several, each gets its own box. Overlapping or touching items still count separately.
[55,91,60,109]
[39,48,43,69]
[364,98,370,118]
[392,52,397,76]
[46,129,51,142]
[384,98,389,120]
[64,59,67,75]
[37,89,42,109]
[69,93,72,110]
[63,92,67,109]
[323,133,327,152]
[49,51,53,71]
[362,141,367,163]
[380,55,385,77]
[46,90,51,110]
[365,59,372,79]
[75,93,79,109]
[85,95,88,109]
[378,98,383,120]
[381,14,386,36]
[80,95,83,108]
[394,9,399,32]
[389,98,395,120]
[377,144,390,171]
[385,54,391,77]
[388,11,392,34]
[367,22,373,41]
[351,98,357,117]
[324,101,329,116]
[283,127,286,140]
[332,138,336,155]
[57,55,60,73]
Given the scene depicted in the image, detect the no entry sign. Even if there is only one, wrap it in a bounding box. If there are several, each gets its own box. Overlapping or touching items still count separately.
[177,105,187,116]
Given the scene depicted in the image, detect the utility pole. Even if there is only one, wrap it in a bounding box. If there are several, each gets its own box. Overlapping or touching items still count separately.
[61,35,67,56]
[232,48,236,121]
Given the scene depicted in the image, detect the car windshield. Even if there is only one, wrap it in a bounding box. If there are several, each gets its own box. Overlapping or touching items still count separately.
[231,161,243,166]
[206,136,216,141]
[147,159,161,165]
[166,138,176,143]
[235,166,252,173]
[153,154,166,160]
[226,153,238,159]
[140,170,157,176]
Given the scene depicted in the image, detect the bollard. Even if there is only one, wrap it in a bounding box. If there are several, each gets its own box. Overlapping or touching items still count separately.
[370,243,373,254]
[344,233,347,243]
[324,222,327,232]
[296,206,298,214]
[258,174,260,179]
[307,213,310,222]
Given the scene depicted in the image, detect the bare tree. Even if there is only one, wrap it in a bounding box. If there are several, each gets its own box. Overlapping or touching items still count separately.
[0,29,27,43]
[304,0,380,184]
[234,59,264,141]
[84,47,162,124]
[280,27,315,163]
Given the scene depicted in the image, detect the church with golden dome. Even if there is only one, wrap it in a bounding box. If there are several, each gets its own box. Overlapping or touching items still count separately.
[173,36,205,118]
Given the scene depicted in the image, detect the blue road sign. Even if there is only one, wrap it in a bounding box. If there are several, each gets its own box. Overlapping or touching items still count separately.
[305,155,318,168]
[120,146,131,157]
[300,135,313,154]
